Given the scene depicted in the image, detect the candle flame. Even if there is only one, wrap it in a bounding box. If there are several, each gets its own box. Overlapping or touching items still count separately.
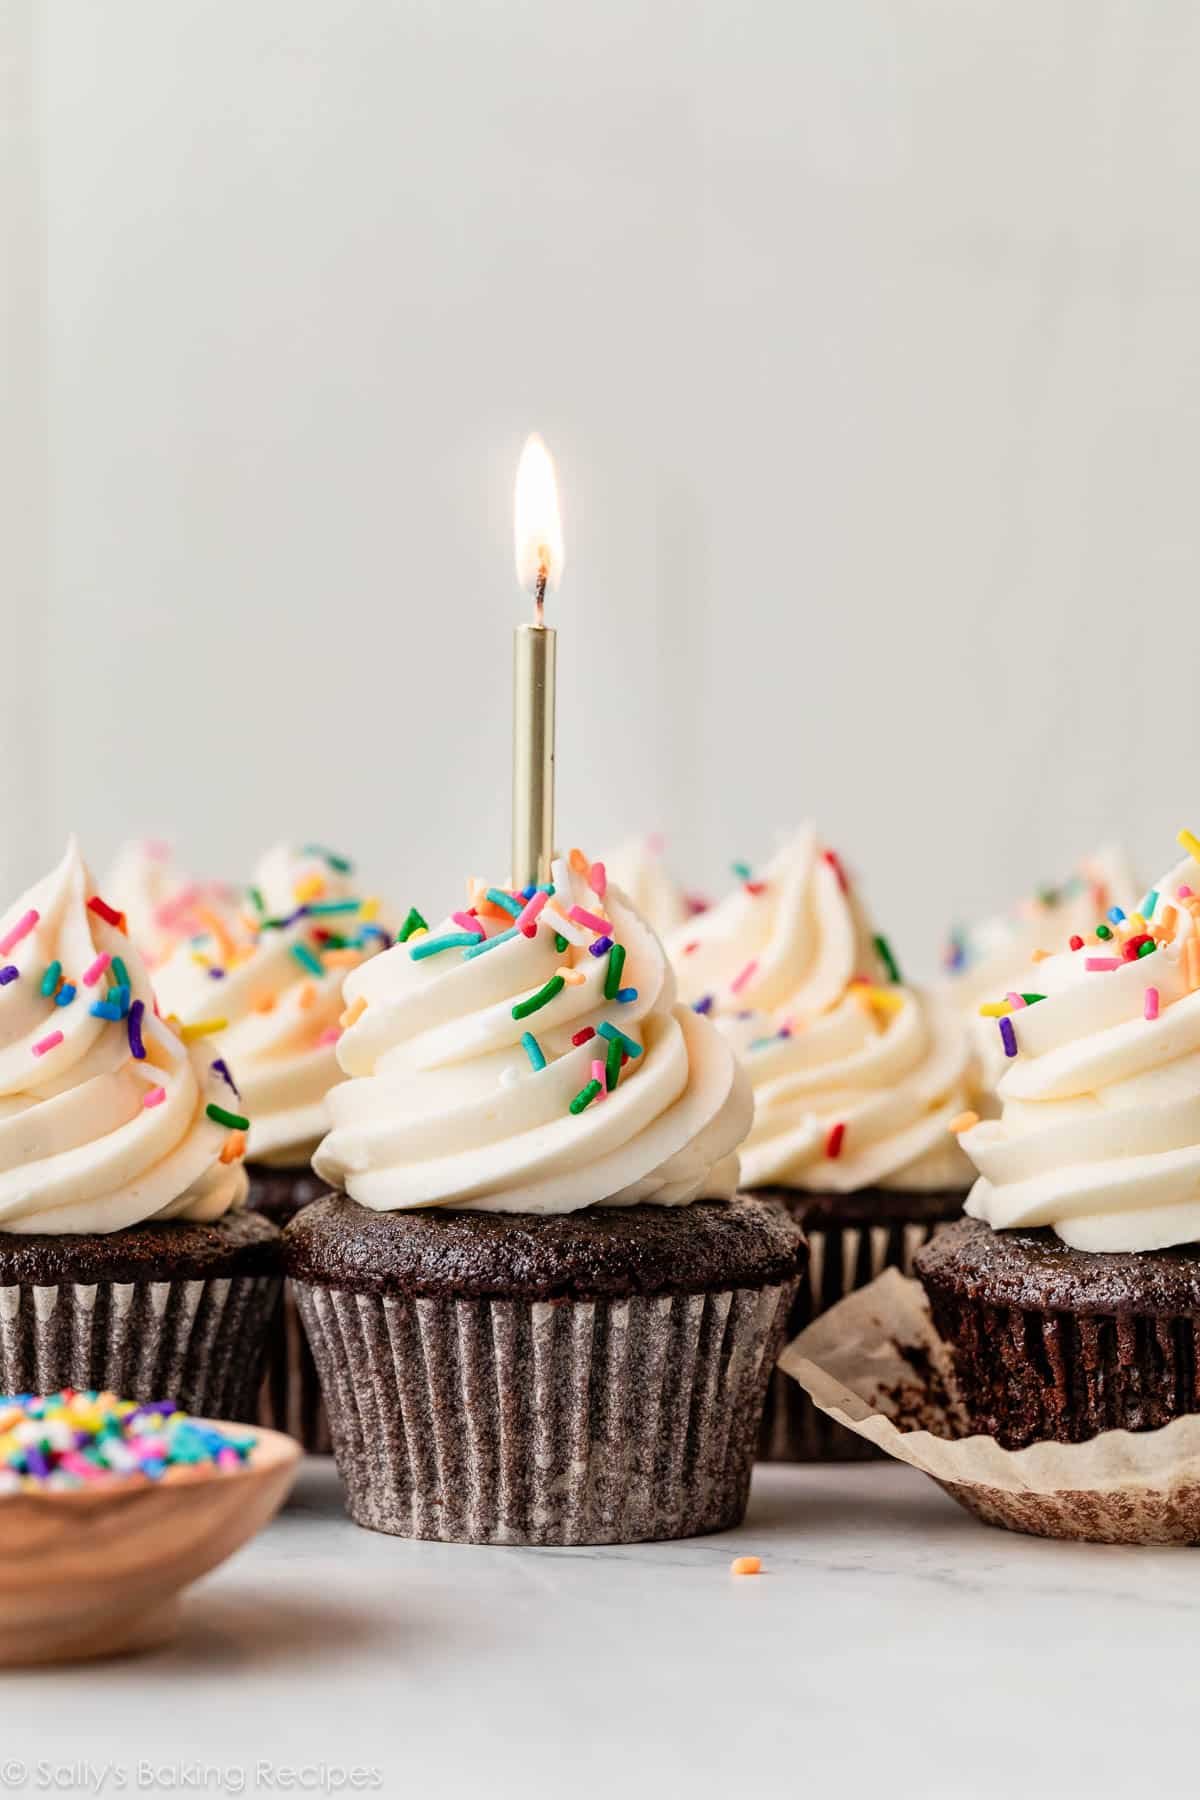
[514,434,565,597]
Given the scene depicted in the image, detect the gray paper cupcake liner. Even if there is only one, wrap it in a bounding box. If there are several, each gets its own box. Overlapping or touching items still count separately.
[0,1275,282,1420]
[257,1282,332,1453]
[761,1220,941,1462]
[295,1278,797,1544]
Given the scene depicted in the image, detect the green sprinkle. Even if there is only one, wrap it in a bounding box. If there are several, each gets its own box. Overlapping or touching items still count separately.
[596,1020,642,1057]
[512,975,565,1020]
[398,907,428,944]
[40,961,62,998]
[603,942,627,1000]
[569,1078,603,1115]
[1138,939,1157,957]
[731,861,752,881]
[485,888,523,918]
[604,1036,622,1092]
[1095,923,1113,941]
[1020,993,1046,1004]
[463,927,519,959]
[554,934,569,954]
[248,886,265,914]
[873,935,901,984]
[411,931,480,960]
[520,1031,546,1072]
[305,899,361,916]
[305,844,353,874]
[206,1103,250,1131]
[290,943,324,977]
[111,956,130,991]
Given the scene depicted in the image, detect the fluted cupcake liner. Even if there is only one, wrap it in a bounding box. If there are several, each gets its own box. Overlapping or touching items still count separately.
[0,1274,281,1420]
[257,1282,331,1452]
[757,1192,963,1462]
[295,1279,796,1544]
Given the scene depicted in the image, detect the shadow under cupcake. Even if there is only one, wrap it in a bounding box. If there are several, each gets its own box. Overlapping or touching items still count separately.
[285,852,806,1544]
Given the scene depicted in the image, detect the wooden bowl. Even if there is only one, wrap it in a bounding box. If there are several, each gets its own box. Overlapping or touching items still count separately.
[0,1421,301,1664]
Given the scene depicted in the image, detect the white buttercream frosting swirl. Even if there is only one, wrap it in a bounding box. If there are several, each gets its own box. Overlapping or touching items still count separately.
[666,828,973,1192]
[0,842,247,1234]
[154,845,389,1167]
[313,853,751,1214]
[962,845,1200,1251]
[599,837,697,940]
[104,839,239,970]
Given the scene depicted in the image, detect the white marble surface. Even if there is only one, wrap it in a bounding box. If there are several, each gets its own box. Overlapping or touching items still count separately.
[6,1458,1194,1799]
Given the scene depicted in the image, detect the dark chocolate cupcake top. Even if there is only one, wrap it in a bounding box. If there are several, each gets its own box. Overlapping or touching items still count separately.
[0,841,250,1234]
[285,1191,804,1301]
[917,1214,1200,1317]
[312,851,752,1216]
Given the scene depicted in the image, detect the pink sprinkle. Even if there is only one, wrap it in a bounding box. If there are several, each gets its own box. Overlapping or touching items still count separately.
[142,1085,166,1108]
[589,861,607,900]
[451,910,484,937]
[1085,957,1122,972]
[317,1025,341,1045]
[569,905,608,934]
[1005,991,1027,1009]
[217,1446,241,1469]
[0,909,38,958]
[515,890,549,937]
[1145,987,1160,1021]
[31,1030,63,1058]
[591,1056,606,1097]
[82,951,112,988]
[1180,886,1195,900]
[730,959,758,996]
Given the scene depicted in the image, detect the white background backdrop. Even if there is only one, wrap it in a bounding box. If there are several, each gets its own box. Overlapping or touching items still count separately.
[7,0,1200,972]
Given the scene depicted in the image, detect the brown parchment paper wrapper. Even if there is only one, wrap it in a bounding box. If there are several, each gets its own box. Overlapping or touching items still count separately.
[779,1268,1200,1544]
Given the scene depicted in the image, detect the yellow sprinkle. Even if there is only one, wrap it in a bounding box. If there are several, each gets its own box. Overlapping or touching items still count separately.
[978,1002,1012,1018]
[191,952,214,970]
[860,986,904,1015]
[180,1018,227,1041]
[407,926,428,942]
[556,966,586,987]
[340,995,367,1030]
[294,874,326,903]
[360,896,380,923]
[1128,914,1147,933]
[1179,829,1200,863]
[949,1110,980,1135]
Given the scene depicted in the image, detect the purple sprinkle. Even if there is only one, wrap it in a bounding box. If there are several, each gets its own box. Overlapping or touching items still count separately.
[208,966,226,979]
[589,935,613,958]
[693,995,714,1015]
[0,966,18,986]
[999,1015,1018,1058]
[211,1057,239,1096]
[127,998,146,1060]
[25,1448,49,1478]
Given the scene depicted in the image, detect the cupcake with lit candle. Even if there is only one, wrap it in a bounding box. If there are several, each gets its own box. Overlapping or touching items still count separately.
[943,844,1138,1106]
[0,841,280,1419]
[104,839,240,971]
[918,828,1200,1448]
[284,847,805,1545]
[153,842,390,1447]
[667,827,975,1461]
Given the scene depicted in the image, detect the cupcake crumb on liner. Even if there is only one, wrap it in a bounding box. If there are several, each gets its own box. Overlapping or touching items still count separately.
[779,1268,1200,1545]
[296,1279,797,1545]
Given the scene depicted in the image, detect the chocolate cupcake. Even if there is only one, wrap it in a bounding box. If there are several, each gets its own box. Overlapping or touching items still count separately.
[0,842,280,1418]
[287,850,806,1544]
[917,831,1200,1450]
[667,828,974,1460]
[154,841,390,1450]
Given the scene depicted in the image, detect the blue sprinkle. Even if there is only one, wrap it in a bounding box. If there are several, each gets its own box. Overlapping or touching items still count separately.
[54,984,76,1008]
[597,1021,642,1057]
[1142,890,1160,917]
[1108,906,1126,924]
[484,888,523,918]
[410,931,480,961]
[463,927,519,960]
[90,1001,122,1022]
[520,1031,546,1072]
[615,987,638,1004]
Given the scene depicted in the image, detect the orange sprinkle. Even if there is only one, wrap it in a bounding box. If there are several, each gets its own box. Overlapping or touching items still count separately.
[294,874,326,903]
[219,1130,247,1165]
[197,905,237,966]
[730,1557,761,1577]
[949,1110,980,1135]
[1030,949,1051,963]
[252,992,277,1013]
[322,949,363,969]
[556,966,586,987]
[1188,940,1200,993]
[340,995,367,1030]
[296,982,318,1011]
[568,848,589,873]
[1158,904,1178,943]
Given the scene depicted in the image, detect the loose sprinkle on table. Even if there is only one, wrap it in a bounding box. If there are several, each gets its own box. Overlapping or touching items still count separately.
[730,1557,761,1577]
